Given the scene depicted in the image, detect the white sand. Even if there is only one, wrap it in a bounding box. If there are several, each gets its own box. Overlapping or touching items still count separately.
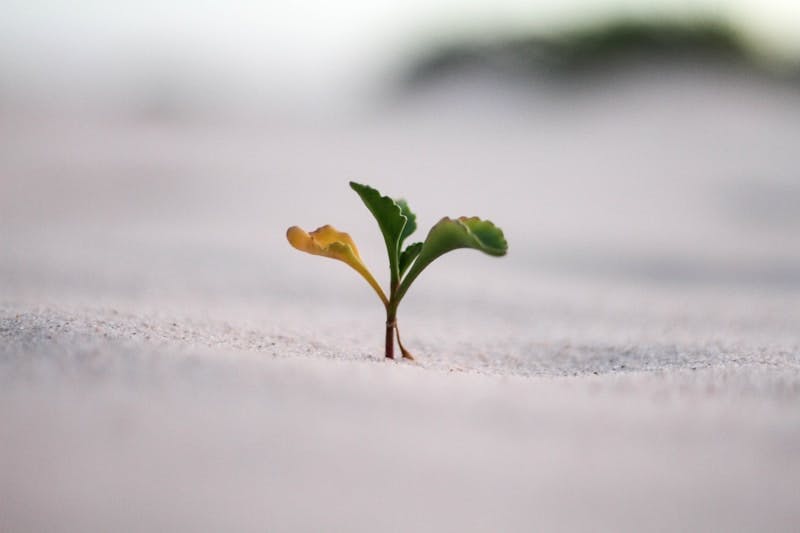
[2,70,800,531]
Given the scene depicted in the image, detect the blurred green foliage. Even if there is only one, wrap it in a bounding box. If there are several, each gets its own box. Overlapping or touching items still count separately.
[404,19,798,87]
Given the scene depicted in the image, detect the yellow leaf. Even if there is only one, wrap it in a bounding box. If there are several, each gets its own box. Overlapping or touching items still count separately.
[286,225,388,307]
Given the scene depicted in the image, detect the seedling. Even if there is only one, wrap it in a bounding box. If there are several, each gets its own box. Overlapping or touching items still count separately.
[286,182,507,360]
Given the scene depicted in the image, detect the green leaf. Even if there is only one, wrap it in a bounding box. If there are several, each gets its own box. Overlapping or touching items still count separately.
[395,198,417,247]
[350,181,408,285]
[393,217,507,306]
[398,242,422,278]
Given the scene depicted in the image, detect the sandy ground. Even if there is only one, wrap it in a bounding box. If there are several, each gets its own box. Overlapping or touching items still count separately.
[2,70,800,531]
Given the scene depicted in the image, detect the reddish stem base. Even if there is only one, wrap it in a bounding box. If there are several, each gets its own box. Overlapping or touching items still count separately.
[385,321,395,359]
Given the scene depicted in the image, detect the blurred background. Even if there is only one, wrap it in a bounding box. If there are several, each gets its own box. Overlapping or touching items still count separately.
[3,6,800,530]
[2,0,800,321]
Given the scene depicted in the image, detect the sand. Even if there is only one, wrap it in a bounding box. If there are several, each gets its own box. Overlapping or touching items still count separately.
[2,71,800,531]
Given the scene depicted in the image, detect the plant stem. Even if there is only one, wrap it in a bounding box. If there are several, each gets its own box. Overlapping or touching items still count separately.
[385,315,395,359]
[395,323,414,360]
[385,279,398,359]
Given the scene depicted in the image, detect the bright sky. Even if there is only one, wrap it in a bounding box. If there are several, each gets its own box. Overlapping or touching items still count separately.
[1,0,798,109]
